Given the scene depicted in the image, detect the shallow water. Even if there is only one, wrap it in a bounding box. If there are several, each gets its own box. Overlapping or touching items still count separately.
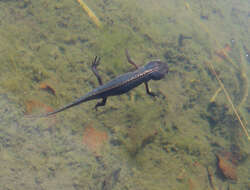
[0,0,249,189]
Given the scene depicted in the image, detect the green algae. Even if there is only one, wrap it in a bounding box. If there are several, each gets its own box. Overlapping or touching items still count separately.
[0,0,249,189]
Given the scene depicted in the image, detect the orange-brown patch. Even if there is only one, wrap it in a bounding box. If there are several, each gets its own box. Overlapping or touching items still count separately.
[25,100,57,127]
[219,149,243,166]
[215,44,231,61]
[188,178,196,190]
[24,100,57,129]
[39,82,56,95]
[215,49,228,60]
[216,154,237,181]
[25,100,54,114]
[224,43,232,52]
[82,126,108,156]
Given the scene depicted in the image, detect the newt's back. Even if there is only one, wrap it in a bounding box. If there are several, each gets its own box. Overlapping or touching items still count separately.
[87,61,166,99]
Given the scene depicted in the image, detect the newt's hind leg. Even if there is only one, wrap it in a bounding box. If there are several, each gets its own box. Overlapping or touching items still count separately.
[91,57,107,110]
[144,82,156,97]
[125,49,138,69]
[95,98,107,110]
[91,56,103,85]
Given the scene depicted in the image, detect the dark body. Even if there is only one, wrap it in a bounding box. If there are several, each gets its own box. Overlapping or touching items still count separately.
[43,52,169,117]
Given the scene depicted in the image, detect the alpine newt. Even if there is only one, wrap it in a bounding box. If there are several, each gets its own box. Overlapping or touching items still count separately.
[42,50,169,116]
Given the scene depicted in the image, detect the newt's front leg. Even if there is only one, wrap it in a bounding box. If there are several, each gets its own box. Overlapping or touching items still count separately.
[144,82,156,97]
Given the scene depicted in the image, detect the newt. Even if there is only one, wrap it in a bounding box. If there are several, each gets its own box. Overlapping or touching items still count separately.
[41,50,169,117]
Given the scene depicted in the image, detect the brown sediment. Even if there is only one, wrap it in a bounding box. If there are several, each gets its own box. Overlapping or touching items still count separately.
[24,100,57,127]
[82,125,108,156]
[219,148,243,167]
[215,49,228,60]
[25,100,54,114]
[216,154,237,181]
[39,82,56,96]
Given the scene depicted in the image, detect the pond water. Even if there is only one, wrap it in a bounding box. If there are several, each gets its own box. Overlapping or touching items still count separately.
[0,0,249,189]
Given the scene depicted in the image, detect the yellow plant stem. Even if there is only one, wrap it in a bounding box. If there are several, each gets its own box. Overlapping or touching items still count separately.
[210,87,221,103]
[238,47,248,109]
[77,0,102,28]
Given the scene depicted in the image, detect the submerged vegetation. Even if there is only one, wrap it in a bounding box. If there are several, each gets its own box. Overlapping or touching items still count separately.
[0,0,249,189]
[77,0,102,28]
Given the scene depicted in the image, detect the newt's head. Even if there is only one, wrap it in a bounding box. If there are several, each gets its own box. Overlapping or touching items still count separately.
[145,61,169,80]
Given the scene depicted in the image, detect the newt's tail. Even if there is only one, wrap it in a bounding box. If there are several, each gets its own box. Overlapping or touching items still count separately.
[27,95,89,118]
[46,95,90,117]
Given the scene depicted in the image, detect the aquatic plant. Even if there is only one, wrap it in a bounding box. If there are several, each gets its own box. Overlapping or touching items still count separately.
[209,87,221,103]
[237,47,249,109]
[205,61,250,141]
[77,0,102,28]
[214,44,249,110]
